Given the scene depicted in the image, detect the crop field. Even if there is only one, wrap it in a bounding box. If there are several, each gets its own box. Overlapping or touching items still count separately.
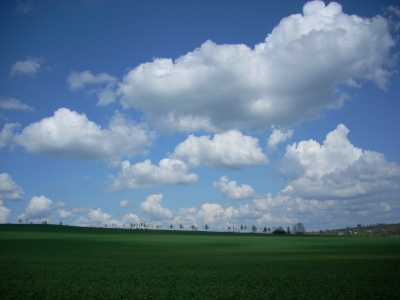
[1,225,400,299]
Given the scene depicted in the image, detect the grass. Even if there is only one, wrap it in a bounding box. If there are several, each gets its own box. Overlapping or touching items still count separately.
[1,224,400,299]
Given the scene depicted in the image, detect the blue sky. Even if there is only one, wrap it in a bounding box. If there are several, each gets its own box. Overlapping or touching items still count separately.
[1,0,399,231]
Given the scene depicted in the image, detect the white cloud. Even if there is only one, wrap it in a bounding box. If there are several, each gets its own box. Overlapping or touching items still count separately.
[140,194,173,220]
[213,176,255,200]
[67,70,117,90]
[280,124,363,180]
[120,200,130,208]
[380,202,391,211]
[0,123,20,149]
[0,97,33,111]
[267,128,293,151]
[0,200,11,223]
[75,209,110,227]
[107,159,198,191]
[121,213,140,224]
[16,0,33,14]
[257,213,296,226]
[385,6,400,31]
[279,124,400,200]
[388,6,400,17]
[67,71,118,106]
[9,108,154,160]
[118,1,394,133]
[0,173,25,200]
[96,84,119,106]
[73,208,139,228]
[58,209,76,219]
[171,130,268,169]
[196,203,226,224]
[25,196,53,219]
[192,203,261,228]
[87,208,112,223]
[10,57,43,76]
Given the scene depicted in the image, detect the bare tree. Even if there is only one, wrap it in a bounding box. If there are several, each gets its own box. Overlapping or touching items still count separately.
[251,225,257,233]
[292,222,306,234]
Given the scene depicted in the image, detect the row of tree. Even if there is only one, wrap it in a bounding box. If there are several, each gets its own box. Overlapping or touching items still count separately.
[18,217,307,235]
[201,223,306,234]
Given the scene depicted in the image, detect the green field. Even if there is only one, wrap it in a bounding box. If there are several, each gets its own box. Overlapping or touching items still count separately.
[1,224,399,299]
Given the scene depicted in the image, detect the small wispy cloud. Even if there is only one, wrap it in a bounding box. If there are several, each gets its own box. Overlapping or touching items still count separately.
[10,57,45,77]
[0,97,33,111]
[16,0,33,14]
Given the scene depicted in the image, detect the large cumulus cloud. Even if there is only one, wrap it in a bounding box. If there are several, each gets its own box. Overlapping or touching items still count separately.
[2,108,155,161]
[118,1,394,133]
[0,173,25,200]
[140,194,174,220]
[213,176,256,200]
[0,200,11,223]
[171,130,268,169]
[106,159,198,191]
[279,124,400,200]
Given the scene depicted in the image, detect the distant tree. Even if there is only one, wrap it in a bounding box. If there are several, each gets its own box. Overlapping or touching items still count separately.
[59,221,63,225]
[268,228,271,233]
[263,227,268,233]
[292,222,306,235]
[179,224,183,230]
[42,220,48,225]
[205,224,209,230]
[381,229,389,237]
[251,225,257,233]
[287,226,291,234]
[18,218,22,224]
[240,225,243,231]
[25,218,29,224]
[244,226,247,231]
[272,228,287,234]
[228,226,231,231]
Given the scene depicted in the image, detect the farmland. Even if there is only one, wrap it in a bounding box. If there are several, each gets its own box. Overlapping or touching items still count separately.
[1,224,400,299]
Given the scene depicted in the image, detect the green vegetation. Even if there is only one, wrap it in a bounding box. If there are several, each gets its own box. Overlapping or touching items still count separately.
[1,224,400,299]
